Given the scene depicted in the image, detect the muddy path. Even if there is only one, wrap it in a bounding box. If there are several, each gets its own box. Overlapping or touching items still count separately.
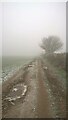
[36,59,55,118]
[2,59,66,118]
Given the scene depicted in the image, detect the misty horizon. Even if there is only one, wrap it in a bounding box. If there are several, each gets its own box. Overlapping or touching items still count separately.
[0,2,66,56]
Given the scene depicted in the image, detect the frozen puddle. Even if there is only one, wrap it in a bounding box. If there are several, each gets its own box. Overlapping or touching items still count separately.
[4,83,27,105]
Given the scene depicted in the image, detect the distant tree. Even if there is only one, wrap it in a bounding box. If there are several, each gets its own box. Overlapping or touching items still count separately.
[40,36,63,55]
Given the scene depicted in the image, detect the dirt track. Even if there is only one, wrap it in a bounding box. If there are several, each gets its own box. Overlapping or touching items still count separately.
[2,59,66,118]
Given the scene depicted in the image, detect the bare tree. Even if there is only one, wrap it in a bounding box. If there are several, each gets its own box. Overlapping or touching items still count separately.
[40,36,63,55]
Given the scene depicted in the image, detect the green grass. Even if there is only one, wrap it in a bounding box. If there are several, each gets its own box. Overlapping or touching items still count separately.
[2,56,33,69]
[42,57,66,84]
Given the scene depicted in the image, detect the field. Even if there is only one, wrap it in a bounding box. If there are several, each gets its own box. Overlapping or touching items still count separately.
[2,56,33,81]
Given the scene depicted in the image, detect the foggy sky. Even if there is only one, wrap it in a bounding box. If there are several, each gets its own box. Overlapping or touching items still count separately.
[1,2,66,56]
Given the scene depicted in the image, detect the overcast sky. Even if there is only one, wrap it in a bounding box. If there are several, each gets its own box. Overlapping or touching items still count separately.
[1,2,66,56]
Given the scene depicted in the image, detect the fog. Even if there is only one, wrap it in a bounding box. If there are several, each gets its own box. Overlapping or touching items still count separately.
[1,2,66,56]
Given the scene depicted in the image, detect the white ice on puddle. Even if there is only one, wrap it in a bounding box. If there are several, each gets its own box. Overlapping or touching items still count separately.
[17,96,21,99]
[12,88,18,92]
[4,97,16,101]
[22,85,27,96]
[44,66,48,70]
[33,107,36,112]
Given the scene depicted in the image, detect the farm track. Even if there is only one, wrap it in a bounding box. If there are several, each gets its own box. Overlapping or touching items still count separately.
[2,59,66,118]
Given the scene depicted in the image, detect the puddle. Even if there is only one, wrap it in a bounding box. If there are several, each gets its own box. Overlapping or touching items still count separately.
[4,83,27,105]
[43,66,48,70]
